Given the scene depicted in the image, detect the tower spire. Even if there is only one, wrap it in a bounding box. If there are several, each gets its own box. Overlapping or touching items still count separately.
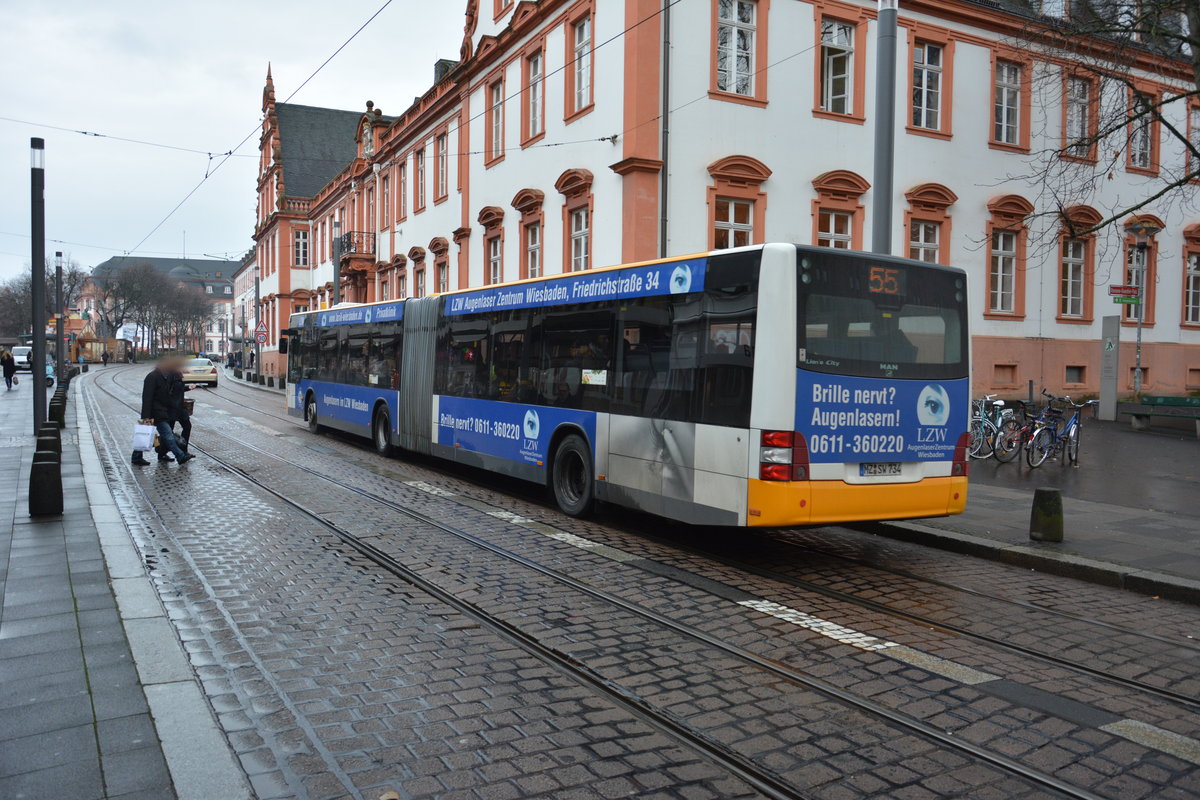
[262,63,276,112]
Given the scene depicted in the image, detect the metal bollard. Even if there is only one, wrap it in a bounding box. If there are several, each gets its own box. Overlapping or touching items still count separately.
[1029,487,1064,543]
[28,451,63,517]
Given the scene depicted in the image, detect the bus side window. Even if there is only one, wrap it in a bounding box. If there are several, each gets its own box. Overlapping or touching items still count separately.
[540,306,613,411]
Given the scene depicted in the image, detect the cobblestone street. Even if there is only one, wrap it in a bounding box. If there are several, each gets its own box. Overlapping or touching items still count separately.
[61,366,1200,799]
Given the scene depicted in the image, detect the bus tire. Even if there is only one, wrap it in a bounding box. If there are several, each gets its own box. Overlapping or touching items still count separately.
[373,406,394,457]
[305,394,321,434]
[551,433,594,518]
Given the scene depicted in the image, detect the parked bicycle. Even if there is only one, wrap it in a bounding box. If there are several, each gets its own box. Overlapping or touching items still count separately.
[1025,390,1099,468]
[991,399,1035,464]
[968,394,1018,459]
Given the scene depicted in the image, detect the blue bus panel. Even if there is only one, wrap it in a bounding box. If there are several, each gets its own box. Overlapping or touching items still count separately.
[796,371,969,464]
[294,379,399,432]
[436,396,596,469]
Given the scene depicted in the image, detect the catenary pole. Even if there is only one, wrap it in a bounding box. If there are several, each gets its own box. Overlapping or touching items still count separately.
[871,0,898,255]
[30,138,47,426]
[331,219,342,306]
[55,251,64,381]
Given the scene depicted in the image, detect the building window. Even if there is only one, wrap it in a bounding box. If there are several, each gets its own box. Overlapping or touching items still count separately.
[416,269,426,298]
[1065,77,1093,159]
[716,0,756,97]
[366,188,375,228]
[381,280,389,301]
[205,285,213,294]
[909,221,939,263]
[294,230,309,267]
[488,235,503,285]
[820,20,853,115]
[487,81,505,163]
[398,164,408,220]
[1125,244,1148,322]
[438,263,448,293]
[526,51,544,141]
[714,198,754,249]
[1187,252,1200,325]
[436,133,449,199]
[570,208,590,271]
[398,273,407,298]
[525,222,542,278]
[994,61,1021,146]
[224,286,231,294]
[1189,106,1200,177]
[570,15,593,116]
[1129,91,1154,171]
[1060,238,1086,318]
[990,230,1017,313]
[415,149,426,211]
[912,42,942,130]
[381,177,390,226]
[817,210,853,248]
[1065,365,1085,384]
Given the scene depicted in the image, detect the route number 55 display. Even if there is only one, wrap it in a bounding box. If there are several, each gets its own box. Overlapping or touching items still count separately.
[868,266,904,295]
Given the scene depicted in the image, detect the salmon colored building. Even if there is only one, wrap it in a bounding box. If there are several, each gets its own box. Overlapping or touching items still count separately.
[244,0,1200,396]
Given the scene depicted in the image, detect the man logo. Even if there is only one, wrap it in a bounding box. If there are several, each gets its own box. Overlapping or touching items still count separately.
[917,384,951,426]
[669,264,693,294]
[523,409,540,440]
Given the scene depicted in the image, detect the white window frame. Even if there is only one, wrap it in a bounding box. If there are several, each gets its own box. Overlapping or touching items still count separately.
[437,134,449,197]
[909,220,940,264]
[398,274,407,298]
[573,17,592,113]
[570,208,590,271]
[489,83,504,158]
[398,164,407,219]
[415,150,426,208]
[820,20,853,115]
[716,0,756,97]
[912,42,943,130]
[294,229,309,267]
[528,52,543,138]
[1066,77,1092,158]
[416,269,426,298]
[994,61,1021,145]
[714,198,754,250]
[438,263,448,293]
[817,210,852,249]
[1130,92,1153,169]
[1186,253,1200,325]
[990,230,1017,313]
[1125,245,1147,321]
[1060,238,1085,318]
[526,222,542,278]
[488,236,503,285]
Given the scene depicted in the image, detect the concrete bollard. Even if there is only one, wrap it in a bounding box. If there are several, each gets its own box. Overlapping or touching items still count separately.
[28,451,63,517]
[48,401,65,428]
[39,424,61,453]
[37,434,60,456]
[1029,487,1064,542]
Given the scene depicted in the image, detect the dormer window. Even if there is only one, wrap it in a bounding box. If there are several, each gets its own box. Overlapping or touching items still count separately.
[362,122,374,157]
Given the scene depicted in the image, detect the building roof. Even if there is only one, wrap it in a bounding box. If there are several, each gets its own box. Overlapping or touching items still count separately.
[274,103,365,198]
[90,256,239,284]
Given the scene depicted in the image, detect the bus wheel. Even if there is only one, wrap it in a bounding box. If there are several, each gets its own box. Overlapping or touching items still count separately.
[551,434,594,517]
[373,407,394,457]
[305,395,320,434]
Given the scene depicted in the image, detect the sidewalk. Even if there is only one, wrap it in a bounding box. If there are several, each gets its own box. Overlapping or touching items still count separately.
[0,379,176,799]
[0,374,250,800]
[874,421,1200,603]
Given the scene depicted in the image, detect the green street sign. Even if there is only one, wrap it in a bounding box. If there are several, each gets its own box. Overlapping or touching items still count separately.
[1113,296,1141,305]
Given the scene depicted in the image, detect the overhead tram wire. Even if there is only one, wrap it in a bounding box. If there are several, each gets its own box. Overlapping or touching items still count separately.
[123,0,398,258]
[0,230,245,258]
[0,115,255,159]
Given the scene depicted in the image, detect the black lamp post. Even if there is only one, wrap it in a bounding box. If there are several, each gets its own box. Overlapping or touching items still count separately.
[1123,219,1161,397]
[30,138,46,426]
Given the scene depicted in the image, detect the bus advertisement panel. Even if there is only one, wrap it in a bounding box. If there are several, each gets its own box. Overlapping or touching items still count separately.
[435,396,596,468]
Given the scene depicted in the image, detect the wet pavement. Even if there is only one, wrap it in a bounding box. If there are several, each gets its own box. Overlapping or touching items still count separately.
[72,365,1200,799]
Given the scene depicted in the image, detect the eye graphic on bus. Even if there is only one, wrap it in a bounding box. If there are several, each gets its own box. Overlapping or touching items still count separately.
[917,384,950,426]
[523,409,541,440]
[364,308,372,324]
[670,265,693,294]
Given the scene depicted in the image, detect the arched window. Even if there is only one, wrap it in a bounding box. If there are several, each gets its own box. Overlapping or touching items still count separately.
[811,170,869,250]
[985,194,1034,318]
[512,189,545,279]
[904,183,957,265]
[707,156,771,250]
[1058,206,1101,323]
[556,169,594,272]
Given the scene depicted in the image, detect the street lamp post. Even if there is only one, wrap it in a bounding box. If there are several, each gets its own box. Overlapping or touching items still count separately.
[871,0,899,255]
[55,251,64,380]
[30,138,47,426]
[332,219,342,306]
[1123,219,1161,398]
[254,266,261,381]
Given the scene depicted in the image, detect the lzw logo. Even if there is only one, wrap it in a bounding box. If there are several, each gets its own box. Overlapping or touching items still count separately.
[523,409,540,450]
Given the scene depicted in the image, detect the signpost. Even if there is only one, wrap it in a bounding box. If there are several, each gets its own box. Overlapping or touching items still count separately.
[1108,285,1139,298]
[1098,315,1120,421]
[1112,297,1141,305]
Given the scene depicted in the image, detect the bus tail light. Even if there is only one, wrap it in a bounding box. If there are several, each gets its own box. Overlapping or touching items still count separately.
[759,431,810,482]
[952,432,970,477]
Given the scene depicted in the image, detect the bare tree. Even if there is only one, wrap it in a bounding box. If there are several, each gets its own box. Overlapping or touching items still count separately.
[1009,1,1200,238]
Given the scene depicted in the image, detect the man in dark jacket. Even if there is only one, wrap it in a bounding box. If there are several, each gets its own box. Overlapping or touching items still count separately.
[155,365,193,461]
[133,356,192,466]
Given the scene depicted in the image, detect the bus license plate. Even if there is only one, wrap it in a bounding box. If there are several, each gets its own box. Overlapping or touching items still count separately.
[860,463,902,477]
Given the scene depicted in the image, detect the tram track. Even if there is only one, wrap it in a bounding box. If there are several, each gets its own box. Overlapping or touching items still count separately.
[90,367,1111,800]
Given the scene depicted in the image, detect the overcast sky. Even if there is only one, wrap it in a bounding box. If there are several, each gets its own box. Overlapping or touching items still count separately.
[0,0,462,282]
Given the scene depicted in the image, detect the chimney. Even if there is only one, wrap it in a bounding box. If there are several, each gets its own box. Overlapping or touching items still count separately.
[434,59,458,84]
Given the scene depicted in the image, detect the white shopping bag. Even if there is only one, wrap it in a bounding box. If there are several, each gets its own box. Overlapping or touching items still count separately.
[131,423,156,451]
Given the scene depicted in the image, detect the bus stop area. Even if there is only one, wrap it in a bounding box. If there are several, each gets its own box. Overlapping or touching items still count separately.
[2,366,1199,799]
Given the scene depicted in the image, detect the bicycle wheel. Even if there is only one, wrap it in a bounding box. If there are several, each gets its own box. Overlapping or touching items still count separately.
[993,419,1023,463]
[1066,424,1081,465]
[1026,427,1054,468]
[968,418,994,459]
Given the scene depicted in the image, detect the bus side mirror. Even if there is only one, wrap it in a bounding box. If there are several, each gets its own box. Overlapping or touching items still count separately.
[278,337,288,355]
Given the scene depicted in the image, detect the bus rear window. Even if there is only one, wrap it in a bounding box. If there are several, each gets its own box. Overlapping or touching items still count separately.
[797,253,967,380]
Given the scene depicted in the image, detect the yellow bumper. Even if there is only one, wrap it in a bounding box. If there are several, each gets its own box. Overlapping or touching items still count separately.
[747,476,968,527]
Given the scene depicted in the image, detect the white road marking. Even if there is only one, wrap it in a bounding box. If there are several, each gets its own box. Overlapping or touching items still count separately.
[406,481,457,498]
[738,599,898,652]
[487,510,531,523]
[1102,719,1200,766]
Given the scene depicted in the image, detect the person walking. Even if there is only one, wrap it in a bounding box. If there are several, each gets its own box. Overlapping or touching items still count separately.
[101,351,110,367]
[133,356,193,466]
[1,350,17,391]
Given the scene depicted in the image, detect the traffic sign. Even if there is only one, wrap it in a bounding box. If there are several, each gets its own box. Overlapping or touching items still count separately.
[1112,296,1141,305]
[254,320,268,334]
[255,332,268,343]
[1108,285,1139,297]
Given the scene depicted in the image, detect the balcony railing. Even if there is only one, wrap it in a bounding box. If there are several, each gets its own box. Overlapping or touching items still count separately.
[339,231,376,256]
